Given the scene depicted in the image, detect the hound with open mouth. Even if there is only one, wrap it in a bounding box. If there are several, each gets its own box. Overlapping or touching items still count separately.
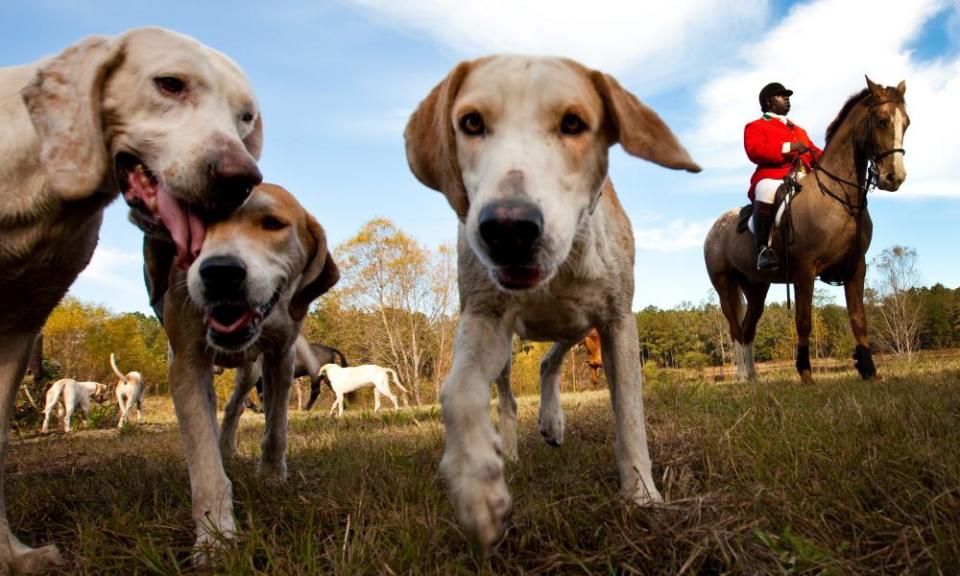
[0,27,261,572]
[143,183,339,560]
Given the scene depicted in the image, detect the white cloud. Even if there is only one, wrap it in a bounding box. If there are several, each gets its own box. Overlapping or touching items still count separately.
[71,247,148,311]
[634,216,715,252]
[688,0,960,198]
[348,0,767,89]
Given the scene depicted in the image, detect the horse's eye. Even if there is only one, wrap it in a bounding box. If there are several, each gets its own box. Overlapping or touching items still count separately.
[876,117,889,128]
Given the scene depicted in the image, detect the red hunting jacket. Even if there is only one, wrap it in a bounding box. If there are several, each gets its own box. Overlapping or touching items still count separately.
[744,114,823,199]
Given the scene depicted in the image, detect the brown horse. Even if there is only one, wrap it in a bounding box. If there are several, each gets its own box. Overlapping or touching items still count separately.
[704,77,909,384]
[582,328,603,387]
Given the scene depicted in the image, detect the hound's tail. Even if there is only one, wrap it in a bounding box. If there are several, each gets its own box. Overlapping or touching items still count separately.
[385,368,407,393]
[110,353,127,382]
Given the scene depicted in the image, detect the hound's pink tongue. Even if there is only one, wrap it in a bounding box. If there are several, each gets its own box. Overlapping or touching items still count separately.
[155,183,206,269]
[207,309,258,334]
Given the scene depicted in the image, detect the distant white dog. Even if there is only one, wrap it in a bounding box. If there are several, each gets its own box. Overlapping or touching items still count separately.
[318,364,407,417]
[41,379,108,433]
[111,353,145,428]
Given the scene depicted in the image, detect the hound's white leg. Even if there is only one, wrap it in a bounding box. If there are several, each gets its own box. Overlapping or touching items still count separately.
[329,395,339,417]
[63,406,74,433]
[373,388,382,412]
[600,314,662,505]
[440,312,513,550]
[136,397,144,423]
[743,342,757,381]
[41,407,54,434]
[387,390,400,410]
[0,332,64,572]
[168,348,235,560]
[734,341,749,382]
[257,347,294,481]
[220,361,260,461]
[539,341,574,447]
[494,359,518,462]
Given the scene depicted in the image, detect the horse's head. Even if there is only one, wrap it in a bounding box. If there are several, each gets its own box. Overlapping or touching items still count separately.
[864,76,908,191]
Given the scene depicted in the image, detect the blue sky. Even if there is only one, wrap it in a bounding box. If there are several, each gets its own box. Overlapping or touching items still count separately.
[3,0,959,314]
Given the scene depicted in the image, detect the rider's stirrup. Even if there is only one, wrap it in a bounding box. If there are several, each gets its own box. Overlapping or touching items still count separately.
[757,246,779,271]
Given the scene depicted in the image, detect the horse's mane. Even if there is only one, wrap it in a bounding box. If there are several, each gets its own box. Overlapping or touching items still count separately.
[824,85,904,145]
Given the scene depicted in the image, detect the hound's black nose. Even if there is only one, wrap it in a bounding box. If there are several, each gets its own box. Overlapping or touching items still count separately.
[199,255,247,298]
[478,200,543,265]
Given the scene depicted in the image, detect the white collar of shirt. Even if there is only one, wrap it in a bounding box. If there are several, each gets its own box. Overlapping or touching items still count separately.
[764,112,789,125]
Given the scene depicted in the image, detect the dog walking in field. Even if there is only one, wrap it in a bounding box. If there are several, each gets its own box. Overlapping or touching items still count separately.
[142,183,338,558]
[0,27,262,571]
[405,55,700,548]
[318,363,407,417]
[110,354,145,428]
[41,379,108,433]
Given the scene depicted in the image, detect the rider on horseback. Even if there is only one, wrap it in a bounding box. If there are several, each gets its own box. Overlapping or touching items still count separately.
[744,82,822,271]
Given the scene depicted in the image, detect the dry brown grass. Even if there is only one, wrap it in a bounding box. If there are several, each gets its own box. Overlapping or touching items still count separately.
[7,353,960,574]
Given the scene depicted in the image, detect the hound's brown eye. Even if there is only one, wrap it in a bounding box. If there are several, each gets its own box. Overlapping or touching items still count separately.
[241,112,255,123]
[459,112,485,136]
[560,113,587,135]
[262,216,288,231]
[154,76,186,96]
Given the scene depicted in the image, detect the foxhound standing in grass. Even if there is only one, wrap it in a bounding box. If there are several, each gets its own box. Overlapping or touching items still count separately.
[111,353,145,428]
[0,27,262,572]
[41,379,109,433]
[318,363,407,417]
[405,56,701,548]
[142,183,338,559]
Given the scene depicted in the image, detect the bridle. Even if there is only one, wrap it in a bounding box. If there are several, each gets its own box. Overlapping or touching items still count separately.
[812,98,906,219]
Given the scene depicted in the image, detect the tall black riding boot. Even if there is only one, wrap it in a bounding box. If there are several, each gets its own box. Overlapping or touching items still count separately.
[754,201,779,271]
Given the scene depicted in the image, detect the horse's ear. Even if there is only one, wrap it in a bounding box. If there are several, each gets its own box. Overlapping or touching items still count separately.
[896,80,906,97]
[865,75,885,100]
[404,61,474,220]
[589,71,701,173]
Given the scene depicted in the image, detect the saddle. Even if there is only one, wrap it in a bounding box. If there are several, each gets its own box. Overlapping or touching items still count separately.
[736,179,795,235]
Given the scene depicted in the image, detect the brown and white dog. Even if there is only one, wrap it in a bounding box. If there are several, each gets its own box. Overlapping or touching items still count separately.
[405,56,701,548]
[143,183,338,559]
[0,27,261,572]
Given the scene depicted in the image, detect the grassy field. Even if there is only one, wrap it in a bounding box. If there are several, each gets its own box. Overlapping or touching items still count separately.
[9,352,960,574]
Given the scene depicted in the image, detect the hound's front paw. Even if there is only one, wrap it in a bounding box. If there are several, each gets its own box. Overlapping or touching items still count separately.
[623,481,663,506]
[441,449,512,550]
[538,404,565,447]
[4,542,64,574]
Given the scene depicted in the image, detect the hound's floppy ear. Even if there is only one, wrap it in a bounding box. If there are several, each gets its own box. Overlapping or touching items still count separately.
[590,71,701,173]
[243,115,264,160]
[404,61,473,221]
[290,215,340,322]
[21,35,124,201]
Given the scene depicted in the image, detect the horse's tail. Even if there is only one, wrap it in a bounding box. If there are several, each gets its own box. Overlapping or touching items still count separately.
[385,368,407,394]
[109,353,127,382]
[330,347,349,367]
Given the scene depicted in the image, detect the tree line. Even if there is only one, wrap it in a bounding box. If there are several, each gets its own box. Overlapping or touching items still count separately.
[27,221,958,407]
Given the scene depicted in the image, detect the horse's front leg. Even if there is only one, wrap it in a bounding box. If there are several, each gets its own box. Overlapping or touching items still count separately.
[793,272,816,385]
[844,255,876,379]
